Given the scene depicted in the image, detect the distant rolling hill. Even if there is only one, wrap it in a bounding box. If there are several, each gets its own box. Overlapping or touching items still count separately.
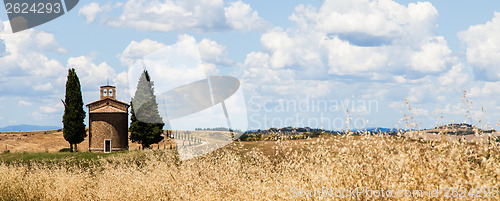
[0,124,60,132]
[352,127,400,133]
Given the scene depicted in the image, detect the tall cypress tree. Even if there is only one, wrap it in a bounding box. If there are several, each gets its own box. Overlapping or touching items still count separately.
[130,70,164,149]
[62,68,86,152]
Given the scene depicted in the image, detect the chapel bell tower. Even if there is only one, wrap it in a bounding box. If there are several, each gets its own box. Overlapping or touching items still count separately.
[100,85,116,100]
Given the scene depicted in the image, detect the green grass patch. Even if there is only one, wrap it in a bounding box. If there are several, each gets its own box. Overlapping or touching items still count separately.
[0,151,123,164]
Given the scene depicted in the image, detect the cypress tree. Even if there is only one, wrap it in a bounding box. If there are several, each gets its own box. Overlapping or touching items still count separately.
[129,70,164,149]
[62,68,86,152]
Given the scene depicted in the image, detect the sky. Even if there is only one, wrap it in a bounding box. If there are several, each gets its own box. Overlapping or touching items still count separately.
[1,0,500,131]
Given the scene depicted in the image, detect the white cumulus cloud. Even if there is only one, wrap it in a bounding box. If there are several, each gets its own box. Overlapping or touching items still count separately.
[198,38,234,66]
[78,2,110,24]
[67,55,118,91]
[244,0,454,82]
[79,0,270,32]
[224,1,270,31]
[119,35,233,68]
[459,12,500,81]
[0,20,67,96]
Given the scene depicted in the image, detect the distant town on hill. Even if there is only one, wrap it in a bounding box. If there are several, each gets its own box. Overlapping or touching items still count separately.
[424,123,495,135]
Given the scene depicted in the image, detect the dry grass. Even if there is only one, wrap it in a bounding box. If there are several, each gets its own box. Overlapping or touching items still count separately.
[403,130,500,144]
[1,134,499,200]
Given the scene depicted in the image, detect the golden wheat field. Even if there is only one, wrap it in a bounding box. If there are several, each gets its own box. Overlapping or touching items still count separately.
[0,134,499,200]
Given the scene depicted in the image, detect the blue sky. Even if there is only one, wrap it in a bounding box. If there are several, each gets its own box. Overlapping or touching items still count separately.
[1,0,500,131]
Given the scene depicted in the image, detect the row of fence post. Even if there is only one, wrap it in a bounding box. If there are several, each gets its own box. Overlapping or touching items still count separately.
[170,130,202,144]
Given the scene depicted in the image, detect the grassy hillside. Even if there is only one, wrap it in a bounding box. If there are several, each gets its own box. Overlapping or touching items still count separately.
[0,151,121,164]
[0,130,174,153]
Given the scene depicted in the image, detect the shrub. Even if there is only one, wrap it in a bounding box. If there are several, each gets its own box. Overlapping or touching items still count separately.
[59,148,71,152]
[238,133,250,141]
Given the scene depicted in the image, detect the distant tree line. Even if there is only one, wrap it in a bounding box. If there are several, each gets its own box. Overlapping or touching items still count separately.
[239,127,342,141]
[238,127,405,141]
